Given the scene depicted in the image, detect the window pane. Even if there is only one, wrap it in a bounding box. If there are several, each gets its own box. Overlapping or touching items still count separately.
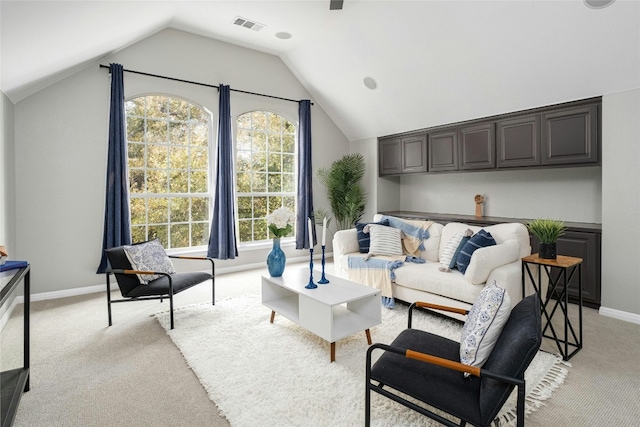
[268,196,283,213]
[130,198,146,225]
[237,114,251,129]
[191,147,208,170]
[254,219,268,240]
[252,172,266,192]
[191,123,208,146]
[146,170,168,193]
[148,198,168,223]
[254,197,267,218]
[128,143,144,168]
[191,222,208,246]
[169,171,188,193]
[284,120,295,134]
[268,113,282,134]
[191,197,209,222]
[170,224,189,249]
[131,225,147,243]
[238,220,252,242]
[283,134,295,153]
[252,152,266,172]
[126,98,145,116]
[148,225,168,247]
[169,122,188,144]
[268,153,282,172]
[147,119,168,143]
[237,172,251,193]
[238,197,252,219]
[147,96,168,118]
[130,169,145,193]
[283,197,295,211]
[268,173,282,192]
[170,197,189,222]
[283,174,294,193]
[127,117,145,142]
[147,144,168,169]
[283,154,295,173]
[169,98,189,122]
[251,111,267,130]
[253,131,267,152]
[190,105,207,122]
[237,129,251,150]
[170,146,188,169]
[190,170,207,193]
[237,150,251,171]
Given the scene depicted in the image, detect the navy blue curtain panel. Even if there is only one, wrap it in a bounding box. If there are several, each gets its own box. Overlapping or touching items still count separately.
[97,63,132,273]
[295,100,316,249]
[208,84,238,259]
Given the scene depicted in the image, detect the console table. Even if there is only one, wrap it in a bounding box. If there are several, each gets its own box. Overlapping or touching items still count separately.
[522,254,583,360]
[0,263,30,427]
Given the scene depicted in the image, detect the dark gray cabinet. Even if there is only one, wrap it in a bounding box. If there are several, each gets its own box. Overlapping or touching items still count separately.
[459,122,495,170]
[497,115,540,168]
[379,134,426,176]
[428,129,458,172]
[379,137,401,175]
[541,105,598,165]
[401,134,427,173]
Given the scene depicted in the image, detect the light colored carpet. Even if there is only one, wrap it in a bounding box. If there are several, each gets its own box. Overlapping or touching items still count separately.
[156,294,568,427]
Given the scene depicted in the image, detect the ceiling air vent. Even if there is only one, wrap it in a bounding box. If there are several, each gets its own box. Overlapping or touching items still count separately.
[232,16,266,32]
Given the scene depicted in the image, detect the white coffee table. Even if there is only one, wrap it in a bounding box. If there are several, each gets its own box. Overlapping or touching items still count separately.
[262,268,381,362]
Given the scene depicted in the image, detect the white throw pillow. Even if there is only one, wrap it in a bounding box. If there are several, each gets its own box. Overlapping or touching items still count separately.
[367,224,403,257]
[439,231,464,271]
[464,239,520,285]
[123,239,176,284]
[460,281,511,374]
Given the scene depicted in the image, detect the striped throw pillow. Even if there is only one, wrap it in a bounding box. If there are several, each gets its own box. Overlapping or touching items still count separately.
[456,230,496,274]
[368,224,403,256]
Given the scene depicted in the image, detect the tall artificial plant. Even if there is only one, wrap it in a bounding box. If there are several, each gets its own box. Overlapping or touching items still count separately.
[317,153,367,231]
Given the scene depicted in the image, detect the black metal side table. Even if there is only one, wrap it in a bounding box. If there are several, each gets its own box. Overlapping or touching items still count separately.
[522,254,583,360]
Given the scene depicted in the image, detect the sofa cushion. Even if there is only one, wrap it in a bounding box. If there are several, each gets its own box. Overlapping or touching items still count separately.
[456,230,496,274]
[439,229,472,271]
[464,239,520,285]
[368,224,403,256]
[373,214,443,262]
[392,262,485,305]
[355,219,389,253]
[460,281,511,373]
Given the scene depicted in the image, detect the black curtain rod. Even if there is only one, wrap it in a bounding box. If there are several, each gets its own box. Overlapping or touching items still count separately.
[99,64,312,105]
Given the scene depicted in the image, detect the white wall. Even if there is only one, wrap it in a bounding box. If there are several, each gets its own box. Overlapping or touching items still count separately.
[13,28,348,295]
[601,88,640,317]
[1,92,16,253]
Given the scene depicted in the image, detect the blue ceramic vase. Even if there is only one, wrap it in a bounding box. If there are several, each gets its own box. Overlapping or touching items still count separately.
[267,238,286,277]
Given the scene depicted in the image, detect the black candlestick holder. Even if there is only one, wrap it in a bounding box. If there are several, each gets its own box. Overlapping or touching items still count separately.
[318,245,329,284]
[305,247,317,289]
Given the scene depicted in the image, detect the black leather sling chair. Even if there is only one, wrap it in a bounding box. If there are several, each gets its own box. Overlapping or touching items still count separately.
[365,294,541,427]
[105,243,214,329]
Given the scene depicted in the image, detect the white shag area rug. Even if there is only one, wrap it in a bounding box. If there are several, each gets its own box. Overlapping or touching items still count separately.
[156,295,569,427]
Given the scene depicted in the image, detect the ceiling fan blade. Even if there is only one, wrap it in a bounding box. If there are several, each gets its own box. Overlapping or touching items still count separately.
[330,0,343,10]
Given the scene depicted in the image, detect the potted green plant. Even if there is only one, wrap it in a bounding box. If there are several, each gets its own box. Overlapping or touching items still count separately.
[317,153,367,231]
[526,218,566,259]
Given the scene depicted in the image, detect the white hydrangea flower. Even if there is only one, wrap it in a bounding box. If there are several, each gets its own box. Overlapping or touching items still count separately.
[267,207,295,238]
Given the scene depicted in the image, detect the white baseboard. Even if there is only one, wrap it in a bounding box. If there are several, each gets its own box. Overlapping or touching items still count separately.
[22,252,331,303]
[599,306,640,325]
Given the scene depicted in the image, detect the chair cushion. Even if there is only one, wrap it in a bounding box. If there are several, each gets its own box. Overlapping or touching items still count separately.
[456,230,496,273]
[370,329,482,425]
[126,271,212,297]
[355,219,389,253]
[123,239,176,284]
[479,294,541,425]
[460,282,511,372]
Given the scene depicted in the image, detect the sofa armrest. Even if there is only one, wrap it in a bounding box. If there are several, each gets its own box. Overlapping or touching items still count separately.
[464,239,519,285]
[484,260,549,309]
[332,228,359,277]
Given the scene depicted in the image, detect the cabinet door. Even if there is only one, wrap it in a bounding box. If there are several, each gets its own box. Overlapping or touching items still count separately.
[497,115,540,168]
[402,134,427,173]
[541,105,598,165]
[428,130,458,172]
[459,123,495,170]
[379,137,402,175]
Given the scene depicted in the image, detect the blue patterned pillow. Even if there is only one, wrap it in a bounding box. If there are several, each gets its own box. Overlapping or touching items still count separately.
[123,239,175,284]
[456,230,496,274]
[355,219,389,253]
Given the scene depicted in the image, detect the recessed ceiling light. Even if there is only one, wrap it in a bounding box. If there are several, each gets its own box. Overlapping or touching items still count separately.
[363,77,377,90]
[275,32,292,40]
[584,0,615,9]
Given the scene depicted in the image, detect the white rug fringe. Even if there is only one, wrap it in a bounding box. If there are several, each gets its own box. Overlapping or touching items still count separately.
[492,356,571,426]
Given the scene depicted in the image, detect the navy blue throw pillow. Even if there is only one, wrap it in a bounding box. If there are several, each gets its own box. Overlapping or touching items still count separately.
[456,230,496,274]
[355,219,390,253]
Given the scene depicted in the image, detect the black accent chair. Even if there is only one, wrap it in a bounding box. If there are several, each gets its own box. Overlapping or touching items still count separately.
[365,295,541,427]
[105,245,215,329]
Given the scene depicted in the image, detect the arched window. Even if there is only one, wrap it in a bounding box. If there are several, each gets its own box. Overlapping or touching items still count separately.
[236,111,296,243]
[125,95,210,249]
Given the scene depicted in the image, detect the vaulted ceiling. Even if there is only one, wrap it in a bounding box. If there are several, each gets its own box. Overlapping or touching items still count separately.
[2,0,639,141]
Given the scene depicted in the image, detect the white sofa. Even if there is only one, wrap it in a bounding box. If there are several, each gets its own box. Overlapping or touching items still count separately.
[333,214,538,320]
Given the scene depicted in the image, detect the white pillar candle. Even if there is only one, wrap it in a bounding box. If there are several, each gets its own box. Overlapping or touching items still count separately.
[322,217,327,246]
[308,218,314,249]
